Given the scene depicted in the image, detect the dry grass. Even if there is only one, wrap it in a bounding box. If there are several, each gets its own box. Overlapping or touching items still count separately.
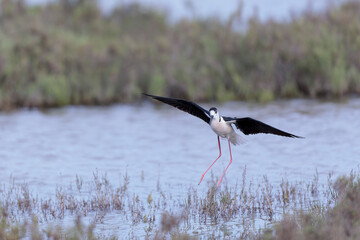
[0,167,345,239]
[262,171,360,240]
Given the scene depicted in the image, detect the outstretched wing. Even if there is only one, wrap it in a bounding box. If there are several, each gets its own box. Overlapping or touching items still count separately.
[143,93,210,124]
[224,117,302,138]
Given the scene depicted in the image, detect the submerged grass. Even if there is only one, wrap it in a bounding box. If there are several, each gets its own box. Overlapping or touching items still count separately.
[0,168,352,239]
[262,171,360,240]
[1,0,360,110]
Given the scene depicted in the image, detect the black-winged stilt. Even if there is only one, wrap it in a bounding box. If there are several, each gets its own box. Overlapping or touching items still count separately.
[144,93,302,187]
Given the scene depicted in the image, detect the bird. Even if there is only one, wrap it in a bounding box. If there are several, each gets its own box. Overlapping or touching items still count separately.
[144,93,302,187]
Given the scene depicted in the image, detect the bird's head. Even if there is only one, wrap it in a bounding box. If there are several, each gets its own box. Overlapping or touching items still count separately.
[209,107,220,121]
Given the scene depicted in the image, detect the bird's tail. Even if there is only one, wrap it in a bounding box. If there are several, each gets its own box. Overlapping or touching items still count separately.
[230,132,246,145]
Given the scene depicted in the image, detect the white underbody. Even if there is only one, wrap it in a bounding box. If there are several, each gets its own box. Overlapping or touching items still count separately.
[210,117,244,145]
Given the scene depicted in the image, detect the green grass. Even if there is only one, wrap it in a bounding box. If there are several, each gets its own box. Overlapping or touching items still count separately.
[1,0,360,110]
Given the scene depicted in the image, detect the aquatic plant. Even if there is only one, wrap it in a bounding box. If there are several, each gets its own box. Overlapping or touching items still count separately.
[262,171,360,240]
[0,168,342,239]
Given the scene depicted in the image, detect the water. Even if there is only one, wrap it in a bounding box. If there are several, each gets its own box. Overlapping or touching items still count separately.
[1,99,360,236]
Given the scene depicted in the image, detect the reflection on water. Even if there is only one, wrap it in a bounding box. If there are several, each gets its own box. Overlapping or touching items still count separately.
[0,99,360,234]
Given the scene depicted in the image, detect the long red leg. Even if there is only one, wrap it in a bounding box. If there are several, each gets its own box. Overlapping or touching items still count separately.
[198,136,222,185]
[217,139,233,188]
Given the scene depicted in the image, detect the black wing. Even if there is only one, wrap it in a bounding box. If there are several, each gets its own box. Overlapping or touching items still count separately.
[224,117,302,138]
[143,93,210,124]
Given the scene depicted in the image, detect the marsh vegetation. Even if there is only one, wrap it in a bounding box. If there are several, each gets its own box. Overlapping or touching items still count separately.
[2,169,359,239]
[1,0,360,110]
